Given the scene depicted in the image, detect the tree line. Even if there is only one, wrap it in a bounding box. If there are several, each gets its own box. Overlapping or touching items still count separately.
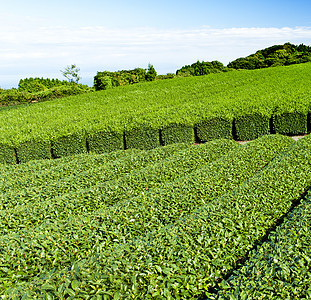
[1,43,311,105]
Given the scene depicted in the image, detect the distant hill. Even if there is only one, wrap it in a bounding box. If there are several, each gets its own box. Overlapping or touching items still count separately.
[228,42,311,70]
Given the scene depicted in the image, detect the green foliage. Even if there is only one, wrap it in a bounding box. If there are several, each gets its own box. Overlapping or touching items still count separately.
[72,139,239,213]
[0,89,32,106]
[195,116,233,142]
[156,73,176,80]
[161,123,195,145]
[0,82,92,107]
[0,143,189,233]
[51,132,87,158]
[273,111,308,135]
[176,60,227,76]
[0,143,16,164]
[2,134,295,297]
[145,64,157,81]
[217,190,311,299]
[228,42,311,70]
[94,67,149,91]
[234,112,271,140]
[228,56,264,70]
[125,124,160,150]
[18,77,72,93]
[16,139,51,163]
[87,129,124,153]
[0,63,311,164]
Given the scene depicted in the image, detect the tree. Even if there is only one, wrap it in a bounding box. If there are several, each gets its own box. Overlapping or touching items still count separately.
[61,64,81,84]
[146,64,157,81]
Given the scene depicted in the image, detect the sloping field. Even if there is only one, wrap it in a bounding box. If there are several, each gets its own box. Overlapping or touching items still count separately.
[0,63,311,164]
[1,134,311,299]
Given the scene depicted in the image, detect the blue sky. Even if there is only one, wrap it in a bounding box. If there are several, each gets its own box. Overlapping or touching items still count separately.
[1,0,311,88]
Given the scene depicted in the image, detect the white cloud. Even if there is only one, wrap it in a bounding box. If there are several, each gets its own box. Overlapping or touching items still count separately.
[1,23,311,88]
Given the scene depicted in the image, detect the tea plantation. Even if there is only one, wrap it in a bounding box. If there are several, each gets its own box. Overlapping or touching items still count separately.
[0,63,311,299]
[0,133,310,299]
[0,63,311,165]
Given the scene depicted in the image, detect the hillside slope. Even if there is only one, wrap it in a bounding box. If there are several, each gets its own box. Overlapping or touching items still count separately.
[0,63,310,164]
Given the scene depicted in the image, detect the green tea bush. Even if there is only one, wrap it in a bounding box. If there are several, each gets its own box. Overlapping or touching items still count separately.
[0,63,311,164]
[0,143,16,165]
[51,131,87,158]
[273,111,308,135]
[0,143,189,216]
[195,116,233,142]
[21,139,238,222]
[161,123,195,145]
[217,190,311,299]
[234,112,271,140]
[87,129,124,153]
[125,125,160,150]
[1,135,294,296]
[16,139,51,163]
[27,133,310,299]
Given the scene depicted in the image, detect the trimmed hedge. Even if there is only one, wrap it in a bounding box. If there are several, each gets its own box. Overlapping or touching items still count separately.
[16,139,51,163]
[125,125,160,150]
[1,134,294,295]
[161,123,195,145]
[0,143,16,165]
[216,190,311,299]
[0,149,142,193]
[87,129,124,153]
[272,111,308,135]
[51,132,87,158]
[234,112,271,141]
[195,116,233,142]
[0,143,190,219]
[1,64,311,164]
[14,139,239,223]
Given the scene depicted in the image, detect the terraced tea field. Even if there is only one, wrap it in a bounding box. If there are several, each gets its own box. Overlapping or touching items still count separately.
[0,63,311,164]
[1,133,311,299]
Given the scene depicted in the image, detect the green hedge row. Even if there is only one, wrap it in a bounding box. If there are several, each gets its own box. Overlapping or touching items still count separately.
[0,139,240,233]
[1,63,311,165]
[0,143,189,216]
[45,132,311,300]
[1,109,309,165]
[1,134,294,295]
[216,190,311,299]
[0,148,143,192]
[0,84,92,107]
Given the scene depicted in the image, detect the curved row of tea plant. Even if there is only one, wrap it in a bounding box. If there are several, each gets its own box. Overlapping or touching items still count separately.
[0,139,239,234]
[1,134,294,295]
[6,134,311,299]
[0,63,311,164]
[0,143,189,213]
[216,190,311,299]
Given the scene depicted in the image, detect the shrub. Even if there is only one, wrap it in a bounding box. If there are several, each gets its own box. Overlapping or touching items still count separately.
[87,129,124,153]
[16,139,51,163]
[273,111,308,135]
[195,116,233,142]
[161,123,195,145]
[0,143,16,164]
[125,124,160,150]
[51,131,87,158]
[234,112,271,141]
[4,134,296,297]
